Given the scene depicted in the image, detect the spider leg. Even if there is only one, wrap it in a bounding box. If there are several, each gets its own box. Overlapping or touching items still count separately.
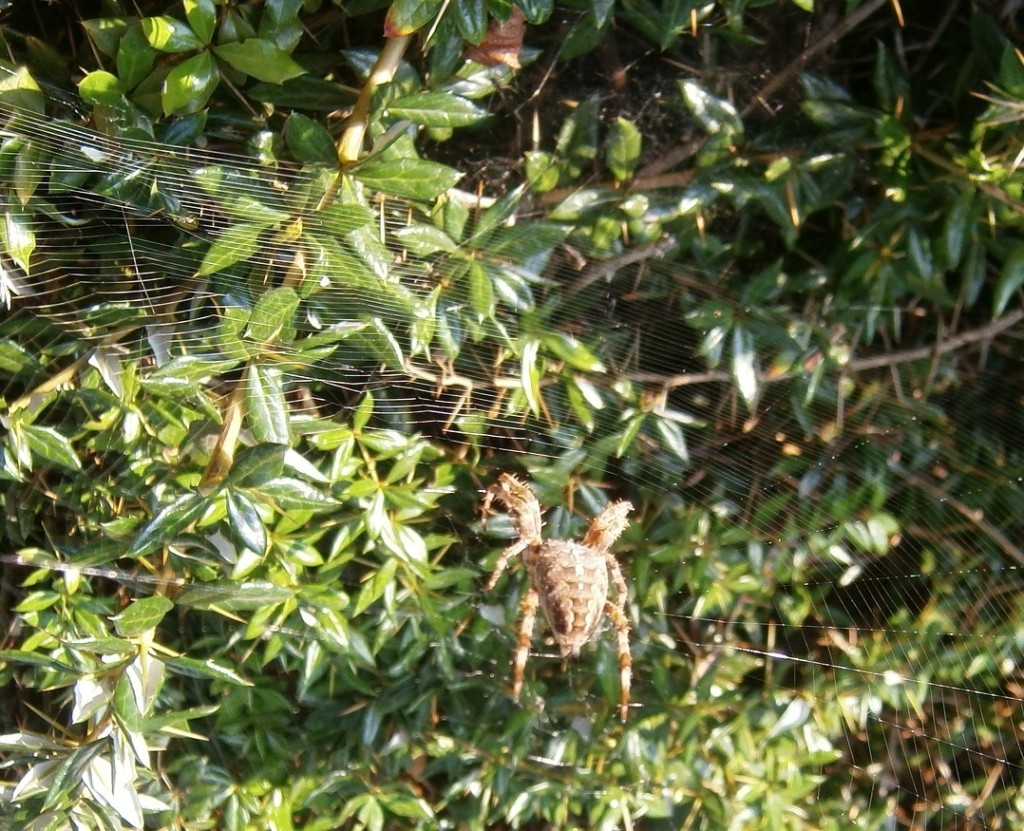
[512,586,539,703]
[603,599,632,721]
[605,553,629,610]
[487,473,544,543]
[484,539,531,592]
[582,500,633,553]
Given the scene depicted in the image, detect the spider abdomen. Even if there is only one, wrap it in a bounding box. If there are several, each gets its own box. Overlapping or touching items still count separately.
[526,541,609,658]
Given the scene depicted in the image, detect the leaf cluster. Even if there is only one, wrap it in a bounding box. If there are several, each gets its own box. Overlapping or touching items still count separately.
[1,1,1023,830]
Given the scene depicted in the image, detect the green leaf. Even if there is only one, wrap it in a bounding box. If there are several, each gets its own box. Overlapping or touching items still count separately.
[555,96,600,176]
[352,157,462,201]
[0,65,45,114]
[731,326,758,407]
[82,17,129,58]
[524,150,561,192]
[680,79,744,139]
[388,92,487,128]
[259,477,338,512]
[13,141,44,206]
[393,224,458,256]
[78,70,123,105]
[21,425,81,471]
[284,113,336,164]
[116,25,157,90]
[146,354,242,384]
[453,0,488,42]
[997,42,1024,97]
[176,580,295,611]
[518,0,554,24]
[520,339,542,416]
[162,50,219,114]
[246,287,300,346]
[213,40,306,84]
[141,16,204,52]
[0,650,74,673]
[128,493,209,557]
[655,417,689,462]
[467,260,495,318]
[216,305,254,362]
[198,221,267,276]
[247,364,291,444]
[225,489,268,555]
[227,443,289,488]
[616,412,644,458]
[353,317,405,369]
[353,558,398,616]
[112,595,174,637]
[606,117,641,182]
[162,654,253,685]
[183,0,217,44]
[384,0,444,35]
[248,76,354,110]
[543,332,605,372]
[943,190,974,270]
[2,209,36,272]
[993,244,1024,318]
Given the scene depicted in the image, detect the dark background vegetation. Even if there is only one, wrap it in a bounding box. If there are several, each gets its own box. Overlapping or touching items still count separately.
[1,1,1022,829]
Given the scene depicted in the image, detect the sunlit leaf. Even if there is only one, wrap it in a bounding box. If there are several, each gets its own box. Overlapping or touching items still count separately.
[259,477,338,512]
[21,425,81,471]
[176,580,294,611]
[543,332,604,372]
[2,209,35,272]
[161,655,253,685]
[78,70,123,105]
[213,39,306,84]
[162,50,219,114]
[246,287,299,346]
[183,0,216,45]
[679,79,743,139]
[384,0,443,36]
[352,157,462,201]
[246,364,291,444]
[112,595,174,637]
[225,489,268,555]
[606,116,641,182]
[731,325,758,407]
[228,443,288,488]
[198,221,268,276]
[116,24,157,90]
[388,91,488,128]
[142,16,204,52]
[128,494,209,558]
[520,338,542,416]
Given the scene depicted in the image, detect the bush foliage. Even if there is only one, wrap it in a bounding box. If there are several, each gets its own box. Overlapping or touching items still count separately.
[1,1,1023,829]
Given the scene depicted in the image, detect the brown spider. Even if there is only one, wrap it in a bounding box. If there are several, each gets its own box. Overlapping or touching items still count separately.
[481,473,634,720]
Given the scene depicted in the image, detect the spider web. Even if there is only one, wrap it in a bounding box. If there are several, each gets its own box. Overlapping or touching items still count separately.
[0,34,1022,831]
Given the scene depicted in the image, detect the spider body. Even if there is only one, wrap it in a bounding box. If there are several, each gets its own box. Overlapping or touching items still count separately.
[482,473,633,720]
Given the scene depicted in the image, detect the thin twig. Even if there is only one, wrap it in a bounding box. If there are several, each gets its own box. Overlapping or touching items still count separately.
[565,236,678,296]
[625,307,1024,389]
[638,0,893,180]
[895,465,1024,568]
[742,0,893,119]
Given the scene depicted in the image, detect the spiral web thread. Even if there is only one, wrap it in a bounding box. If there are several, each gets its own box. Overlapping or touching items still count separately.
[0,61,1022,829]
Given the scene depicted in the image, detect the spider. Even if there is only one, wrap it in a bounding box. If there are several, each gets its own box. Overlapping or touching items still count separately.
[481,473,634,720]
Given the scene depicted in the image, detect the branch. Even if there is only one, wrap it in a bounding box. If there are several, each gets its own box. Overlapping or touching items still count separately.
[638,0,894,180]
[625,307,1024,389]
